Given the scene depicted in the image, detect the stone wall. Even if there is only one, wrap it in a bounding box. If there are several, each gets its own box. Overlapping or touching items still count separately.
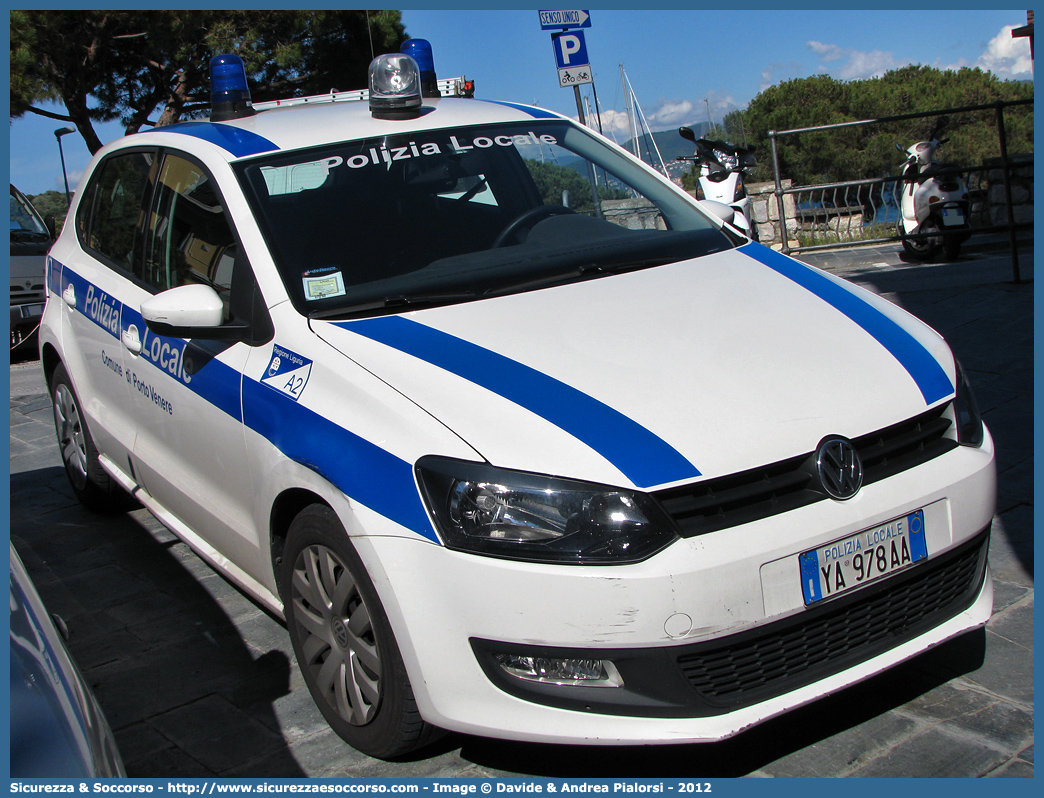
[986,154,1034,227]
[600,197,668,230]
[748,180,794,249]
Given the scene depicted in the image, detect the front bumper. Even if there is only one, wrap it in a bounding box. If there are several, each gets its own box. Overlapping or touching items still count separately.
[471,525,989,719]
[354,430,995,744]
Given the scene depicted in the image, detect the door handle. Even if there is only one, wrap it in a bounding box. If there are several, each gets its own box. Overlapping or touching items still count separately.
[122,324,142,355]
[62,284,76,307]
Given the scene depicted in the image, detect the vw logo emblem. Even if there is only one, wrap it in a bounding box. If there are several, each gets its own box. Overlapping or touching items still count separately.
[331,618,351,650]
[816,437,863,500]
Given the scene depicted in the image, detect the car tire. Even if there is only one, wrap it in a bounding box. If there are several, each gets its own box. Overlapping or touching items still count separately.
[281,504,444,759]
[50,364,133,512]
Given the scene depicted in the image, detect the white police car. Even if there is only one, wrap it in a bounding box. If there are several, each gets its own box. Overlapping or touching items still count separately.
[39,44,996,758]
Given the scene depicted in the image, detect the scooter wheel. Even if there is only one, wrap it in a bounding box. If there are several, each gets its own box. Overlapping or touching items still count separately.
[898,218,940,261]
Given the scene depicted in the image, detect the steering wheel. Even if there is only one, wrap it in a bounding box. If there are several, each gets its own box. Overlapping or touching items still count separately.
[491,205,575,248]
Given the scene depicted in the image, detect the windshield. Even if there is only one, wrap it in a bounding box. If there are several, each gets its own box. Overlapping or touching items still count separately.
[10,186,49,238]
[235,119,736,318]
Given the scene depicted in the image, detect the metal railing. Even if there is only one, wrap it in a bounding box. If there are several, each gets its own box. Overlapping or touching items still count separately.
[768,99,1033,282]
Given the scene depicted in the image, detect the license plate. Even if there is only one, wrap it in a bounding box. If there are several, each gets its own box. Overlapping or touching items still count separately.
[19,303,44,319]
[799,510,927,605]
[941,207,965,227]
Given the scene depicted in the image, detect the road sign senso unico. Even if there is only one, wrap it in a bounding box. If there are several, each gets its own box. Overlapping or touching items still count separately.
[538,9,592,31]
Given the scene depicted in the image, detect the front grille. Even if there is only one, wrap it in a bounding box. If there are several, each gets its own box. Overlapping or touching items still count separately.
[676,528,989,709]
[656,403,957,537]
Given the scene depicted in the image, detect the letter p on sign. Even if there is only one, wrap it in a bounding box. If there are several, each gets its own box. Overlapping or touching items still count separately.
[552,30,589,68]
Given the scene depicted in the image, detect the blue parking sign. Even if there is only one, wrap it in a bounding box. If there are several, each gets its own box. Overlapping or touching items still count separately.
[552,30,589,69]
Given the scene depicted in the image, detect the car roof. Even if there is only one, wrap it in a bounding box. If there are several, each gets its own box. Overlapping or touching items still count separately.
[130,97,567,162]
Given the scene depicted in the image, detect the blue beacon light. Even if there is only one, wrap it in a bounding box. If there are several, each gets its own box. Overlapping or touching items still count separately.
[210,54,255,121]
[400,39,440,98]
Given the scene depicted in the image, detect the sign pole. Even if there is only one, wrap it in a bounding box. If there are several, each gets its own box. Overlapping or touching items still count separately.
[573,85,586,127]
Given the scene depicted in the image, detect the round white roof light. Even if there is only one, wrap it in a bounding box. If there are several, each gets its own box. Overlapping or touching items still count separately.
[368,53,423,120]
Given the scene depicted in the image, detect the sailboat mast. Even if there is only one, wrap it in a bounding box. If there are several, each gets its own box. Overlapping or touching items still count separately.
[620,66,668,176]
[620,64,638,159]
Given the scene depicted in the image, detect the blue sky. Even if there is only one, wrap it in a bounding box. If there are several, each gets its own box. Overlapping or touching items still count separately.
[8,7,1033,196]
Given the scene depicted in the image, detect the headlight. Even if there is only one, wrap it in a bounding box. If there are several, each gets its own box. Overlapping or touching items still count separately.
[954,359,985,447]
[416,457,678,564]
[733,175,747,201]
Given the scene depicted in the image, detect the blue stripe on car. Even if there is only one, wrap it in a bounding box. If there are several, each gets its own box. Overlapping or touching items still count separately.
[242,378,438,542]
[482,100,561,119]
[339,316,702,489]
[55,262,437,542]
[152,122,279,158]
[739,242,953,405]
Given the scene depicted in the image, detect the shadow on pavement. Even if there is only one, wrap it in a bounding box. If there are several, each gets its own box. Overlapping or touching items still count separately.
[10,466,306,778]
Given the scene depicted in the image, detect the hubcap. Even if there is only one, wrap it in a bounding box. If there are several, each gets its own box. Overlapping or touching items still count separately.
[53,384,88,489]
[291,544,381,726]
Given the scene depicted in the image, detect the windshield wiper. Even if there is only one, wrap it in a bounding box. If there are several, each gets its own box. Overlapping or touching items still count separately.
[308,290,479,320]
[483,257,681,298]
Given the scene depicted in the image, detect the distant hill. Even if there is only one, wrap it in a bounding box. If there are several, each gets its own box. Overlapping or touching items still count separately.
[550,122,731,183]
[617,125,710,165]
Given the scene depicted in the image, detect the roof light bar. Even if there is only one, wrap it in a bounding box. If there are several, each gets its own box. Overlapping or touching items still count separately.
[210,54,255,122]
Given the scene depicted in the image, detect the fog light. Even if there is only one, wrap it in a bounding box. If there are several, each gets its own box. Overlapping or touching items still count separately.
[494,653,623,688]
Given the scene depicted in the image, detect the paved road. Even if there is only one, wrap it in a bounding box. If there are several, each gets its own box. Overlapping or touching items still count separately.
[9,238,1033,778]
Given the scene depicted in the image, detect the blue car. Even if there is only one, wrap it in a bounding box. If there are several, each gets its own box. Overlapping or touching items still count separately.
[10,543,125,777]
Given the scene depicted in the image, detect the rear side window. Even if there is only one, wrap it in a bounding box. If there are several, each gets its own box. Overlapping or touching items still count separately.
[76,151,154,271]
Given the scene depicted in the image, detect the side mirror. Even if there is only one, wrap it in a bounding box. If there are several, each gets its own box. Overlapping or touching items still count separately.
[44,215,58,240]
[698,199,735,226]
[142,284,224,329]
[141,249,274,345]
[678,126,696,143]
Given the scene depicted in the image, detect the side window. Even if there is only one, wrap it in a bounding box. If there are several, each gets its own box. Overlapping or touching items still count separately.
[142,154,237,314]
[77,151,154,270]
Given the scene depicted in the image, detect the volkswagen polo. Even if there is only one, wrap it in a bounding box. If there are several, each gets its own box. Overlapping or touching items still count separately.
[39,45,996,758]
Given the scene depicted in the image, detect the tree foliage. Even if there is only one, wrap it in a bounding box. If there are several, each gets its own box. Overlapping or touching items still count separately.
[526,159,630,216]
[11,10,406,154]
[27,191,71,233]
[741,65,1034,186]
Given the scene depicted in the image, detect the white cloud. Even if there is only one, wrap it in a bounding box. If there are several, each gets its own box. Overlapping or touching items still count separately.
[970,25,1033,80]
[581,99,707,139]
[648,100,694,127]
[582,108,633,141]
[806,41,905,80]
[838,49,903,81]
[807,41,844,63]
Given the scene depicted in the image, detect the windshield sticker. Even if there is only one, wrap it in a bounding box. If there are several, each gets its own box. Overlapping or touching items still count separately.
[262,344,313,402]
[302,267,347,301]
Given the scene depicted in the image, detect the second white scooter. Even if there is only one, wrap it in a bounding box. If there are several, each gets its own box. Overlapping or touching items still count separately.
[678,127,759,240]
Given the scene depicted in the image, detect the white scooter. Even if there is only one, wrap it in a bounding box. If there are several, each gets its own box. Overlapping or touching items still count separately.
[895,135,971,261]
[678,127,759,240]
